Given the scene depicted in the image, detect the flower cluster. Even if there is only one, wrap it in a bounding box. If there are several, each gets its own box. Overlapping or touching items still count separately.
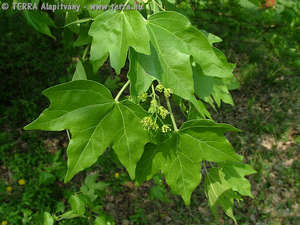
[163,88,172,98]
[155,84,164,92]
[161,124,171,133]
[139,83,173,133]
[138,92,148,102]
[141,116,159,131]
[158,106,169,119]
[155,84,172,98]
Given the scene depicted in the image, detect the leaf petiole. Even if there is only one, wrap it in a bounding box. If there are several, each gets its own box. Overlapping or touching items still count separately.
[115,80,130,102]
[165,95,178,132]
[82,45,90,61]
[121,0,130,12]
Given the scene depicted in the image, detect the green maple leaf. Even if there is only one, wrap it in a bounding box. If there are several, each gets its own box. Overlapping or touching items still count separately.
[24,80,149,182]
[136,119,242,204]
[127,48,154,101]
[135,143,161,185]
[148,11,233,78]
[147,12,195,102]
[89,10,150,74]
[193,65,236,107]
[205,163,256,223]
[24,11,56,40]
[43,212,54,225]
[128,18,209,117]
[179,120,242,164]
[219,162,256,197]
[205,167,240,224]
[206,32,223,45]
[128,11,235,117]
[146,11,237,110]
[72,59,87,81]
[150,133,203,205]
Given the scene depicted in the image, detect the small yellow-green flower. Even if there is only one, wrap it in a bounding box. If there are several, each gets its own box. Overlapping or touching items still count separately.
[18,179,26,185]
[1,220,8,225]
[141,116,159,131]
[114,172,120,179]
[138,92,148,102]
[162,124,171,133]
[164,88,172,98]
[155,84,164,92]
[141,116,152,127]
[6,186,12,193]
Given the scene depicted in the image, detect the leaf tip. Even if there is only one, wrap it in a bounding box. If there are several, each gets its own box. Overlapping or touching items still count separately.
[24,123,33,131]
[64,172,73,183]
